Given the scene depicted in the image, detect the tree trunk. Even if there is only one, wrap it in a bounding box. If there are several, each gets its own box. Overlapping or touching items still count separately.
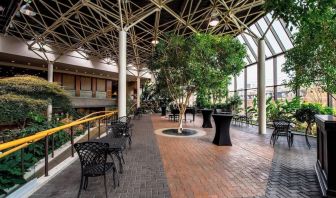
[177,105,187,133]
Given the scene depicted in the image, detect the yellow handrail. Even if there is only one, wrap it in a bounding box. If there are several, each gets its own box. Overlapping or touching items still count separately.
[0,110,117,158]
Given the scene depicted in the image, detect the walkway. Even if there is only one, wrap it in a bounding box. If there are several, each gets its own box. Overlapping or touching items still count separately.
[30,114,170,198]
[29,114,321,198]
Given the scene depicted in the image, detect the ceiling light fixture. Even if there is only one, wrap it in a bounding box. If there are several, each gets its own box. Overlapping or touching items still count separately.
[20,1,36,16]
[209,17,219,27]
[151,39,159,45]
[209,10,220,27]
[0,5,5,12]
[11,60,15,63]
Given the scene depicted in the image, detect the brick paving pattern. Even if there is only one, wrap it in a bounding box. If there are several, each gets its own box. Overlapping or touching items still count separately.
[30,114,170,198]
[152,115,274,198]
[30,113,321,198]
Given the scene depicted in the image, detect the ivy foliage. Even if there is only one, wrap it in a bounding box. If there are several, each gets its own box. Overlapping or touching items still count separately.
[265,0,336,94]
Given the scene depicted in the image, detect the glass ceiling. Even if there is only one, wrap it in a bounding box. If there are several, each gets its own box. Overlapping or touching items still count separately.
[237,13,296,65]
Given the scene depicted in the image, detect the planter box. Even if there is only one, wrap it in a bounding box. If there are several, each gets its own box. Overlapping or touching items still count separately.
[315,115,336,197]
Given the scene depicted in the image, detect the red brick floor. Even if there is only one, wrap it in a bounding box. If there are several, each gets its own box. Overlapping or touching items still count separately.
[151,114,274,198]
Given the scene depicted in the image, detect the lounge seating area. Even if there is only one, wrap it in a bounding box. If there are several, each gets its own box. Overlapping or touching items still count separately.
[28,113,321,198]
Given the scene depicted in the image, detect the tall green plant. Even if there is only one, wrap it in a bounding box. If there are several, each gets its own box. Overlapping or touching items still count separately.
[265,0,336,95]
[149,33,246,132]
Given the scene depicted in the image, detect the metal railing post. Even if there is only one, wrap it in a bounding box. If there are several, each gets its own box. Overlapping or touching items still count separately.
[21,149,24,175]
[87,122,90,141]
[98,119,101,138]
[70,126,74,157]
[45,136,49,176]
[51,134,54,158]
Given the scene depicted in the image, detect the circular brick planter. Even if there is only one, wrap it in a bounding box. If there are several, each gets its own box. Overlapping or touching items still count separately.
[154,128,206,138]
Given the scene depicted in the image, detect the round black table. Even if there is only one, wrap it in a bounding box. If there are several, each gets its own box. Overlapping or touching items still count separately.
[212,114,233,146]
[201,109,213,128]
[161,106,166,116]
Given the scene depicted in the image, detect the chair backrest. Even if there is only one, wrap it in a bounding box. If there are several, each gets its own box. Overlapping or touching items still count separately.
[273,120,290,132]
[110,122,128,137]
[74,142,109,170]
[118,116,131,124]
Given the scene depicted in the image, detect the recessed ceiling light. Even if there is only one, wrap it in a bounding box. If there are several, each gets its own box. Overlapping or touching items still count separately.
[27,62,30,65]
[84,72,87,74]
[20,3,36,16]
[65,68,68,70]
[0,6,5,12]
[100,74,103,76]
[11,60,15,63]
[209,17,219,27]
[75,70,78,72]
[151,40,159,45]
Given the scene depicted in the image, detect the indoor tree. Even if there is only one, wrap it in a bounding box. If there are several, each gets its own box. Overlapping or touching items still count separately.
[148,33,246,133]
[265,0,336,96]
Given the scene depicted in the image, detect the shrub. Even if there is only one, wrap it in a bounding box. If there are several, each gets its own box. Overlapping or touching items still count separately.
[0,94,48,128]
[0,75,71,110]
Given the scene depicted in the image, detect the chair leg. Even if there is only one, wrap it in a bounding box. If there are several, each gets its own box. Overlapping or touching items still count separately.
[84,176,88,190]
[291,134,294,146]
[77,175,84,198]
[103,174,108,198]
[287,135,291,149]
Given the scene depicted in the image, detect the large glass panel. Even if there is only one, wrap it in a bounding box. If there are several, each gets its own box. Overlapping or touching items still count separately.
[249,25,272,57]
[246,64,257,89]
[258,18,282,53]
[277,85,295,100]
[236,70,245,90]
[246,89,257,108]
[271,19,293,50]
[277,55,290,85]
[265,59,274,86]
[266,87,274,100]
[237,90,245,114]
[237,35,256,63]
[300,87,328,106]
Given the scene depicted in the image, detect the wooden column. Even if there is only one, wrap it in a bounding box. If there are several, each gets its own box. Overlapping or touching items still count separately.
[106,80,112,99]
[92,77,97,98]
[53,73,62,85]
[75,76,80,97]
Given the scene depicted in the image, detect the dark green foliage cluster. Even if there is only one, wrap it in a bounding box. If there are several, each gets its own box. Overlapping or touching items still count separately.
[0,75,71,109]
[246,96,334,134]
[223,95,243,112]
[265,0,336,94]
[294,103,334,134]
[0,75,72,128]
[0,94,48,128]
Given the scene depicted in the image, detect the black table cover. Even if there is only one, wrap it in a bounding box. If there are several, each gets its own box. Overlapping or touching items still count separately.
[201,109,213,128]
[212,114,233,146]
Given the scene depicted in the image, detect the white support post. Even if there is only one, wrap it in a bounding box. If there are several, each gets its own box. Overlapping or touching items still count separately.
[47,62,53,121]
[258,39,266,134]
[136,76,141,108]
[118,30,127,117]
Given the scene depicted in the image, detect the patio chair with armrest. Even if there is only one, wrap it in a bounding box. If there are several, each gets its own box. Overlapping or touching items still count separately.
[74,142,117,198]
[270,120,294,148]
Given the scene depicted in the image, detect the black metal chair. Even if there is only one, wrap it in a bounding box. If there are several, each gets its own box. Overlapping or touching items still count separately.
[134,107,142,119]
[270,120,294,148]
[74,142,117,198]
